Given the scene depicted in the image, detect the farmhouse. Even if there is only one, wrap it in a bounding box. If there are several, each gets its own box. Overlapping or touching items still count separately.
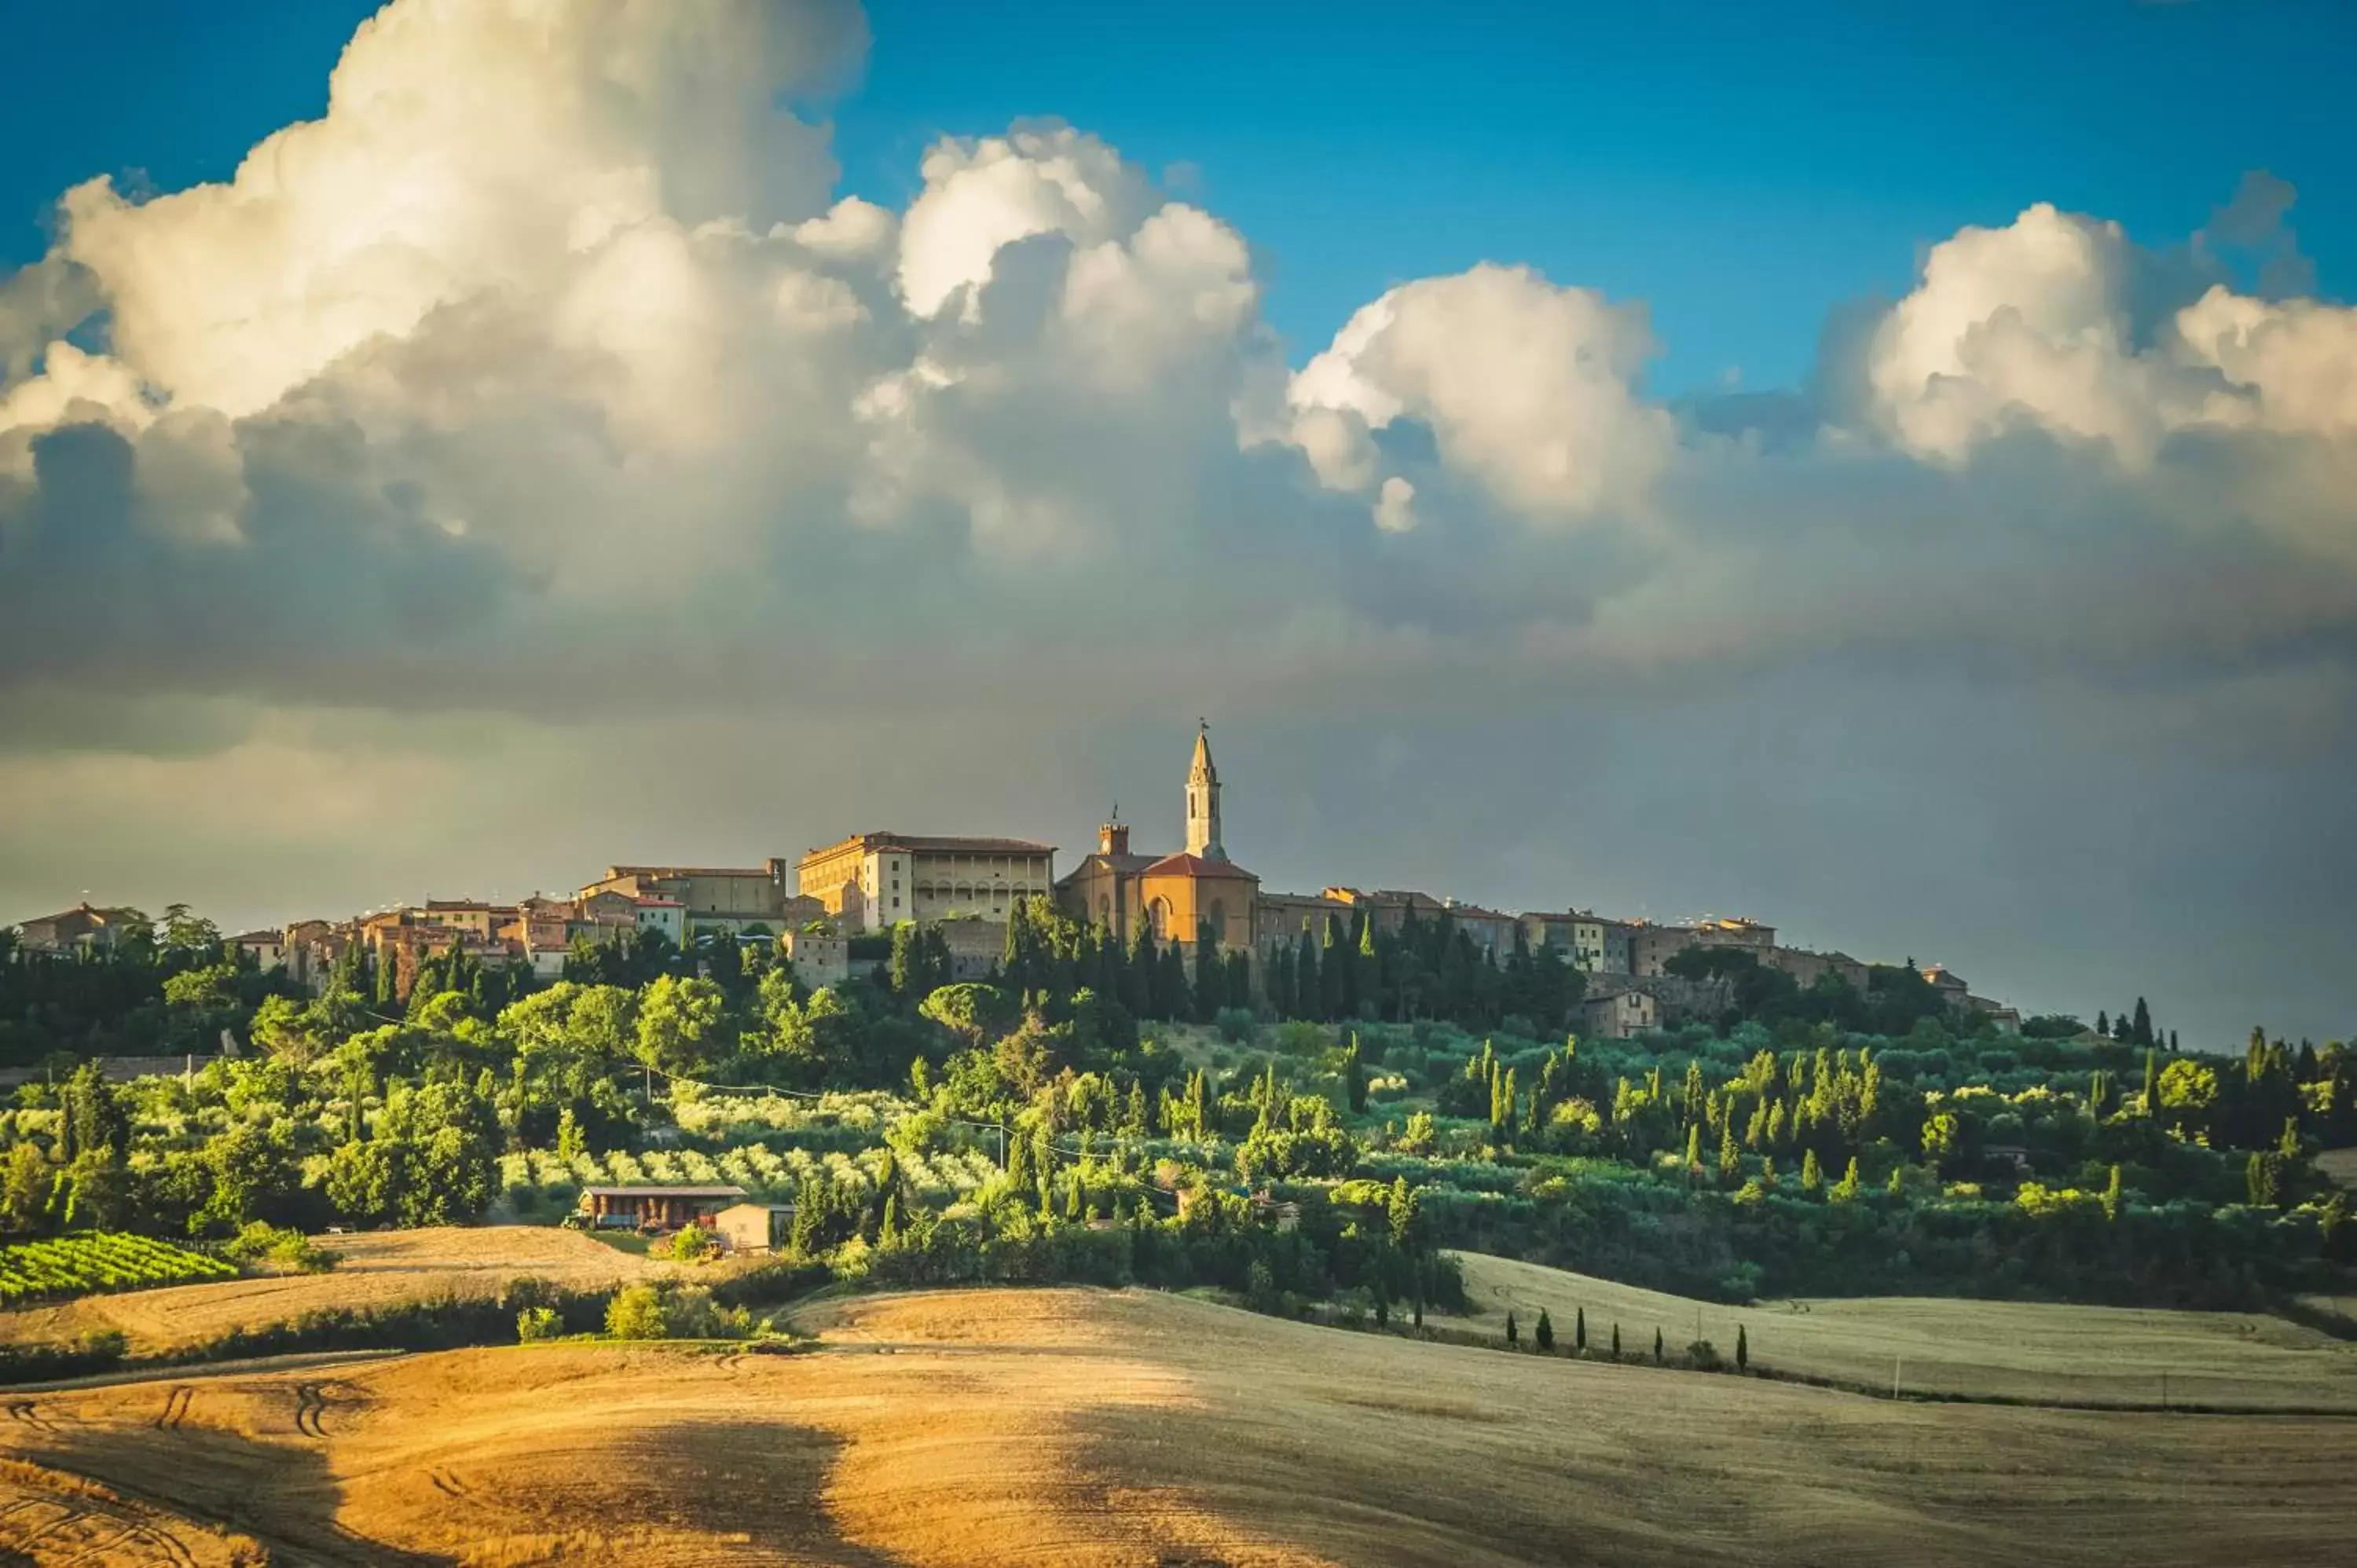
[713,1201,797,1254]
[577,1184,748,1233]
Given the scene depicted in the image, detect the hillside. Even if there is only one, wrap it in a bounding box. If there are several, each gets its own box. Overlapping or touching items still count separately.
[2,1287,2352,1566]
[0,1227,662,1357]
[1447,1250,2357,1409]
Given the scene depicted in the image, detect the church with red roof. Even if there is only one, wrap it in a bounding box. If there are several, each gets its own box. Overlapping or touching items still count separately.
[1055,724,1259,959]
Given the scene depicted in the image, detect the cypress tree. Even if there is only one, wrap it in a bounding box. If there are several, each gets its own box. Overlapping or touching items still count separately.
[1653,1327,1664,1363]
[1801,1148,1822,1194]
[1574,1306,1586,1352]
[2096,1009,2109,1037]
[1736,1324,1749,1372]
[2143,1049,2160,1117]
[1505,1310,1518,1346]
[2131,997,2154,1049]
[2102,1163,2123,1222]
[1345,1034,1368,1115]
[1297,936,1321,1023]
[1718,1120,1739,1184]
[1535,1308,1554,1350]
[1611,1323,1621,1360]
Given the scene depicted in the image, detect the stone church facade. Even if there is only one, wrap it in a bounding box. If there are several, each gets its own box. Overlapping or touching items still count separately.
[1056,725,1259,957]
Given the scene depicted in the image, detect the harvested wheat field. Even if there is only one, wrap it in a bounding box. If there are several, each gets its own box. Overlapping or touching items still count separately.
[0,1227,662,1356]
[1450,1249,2357,1409]
[2,1286,2355,1566]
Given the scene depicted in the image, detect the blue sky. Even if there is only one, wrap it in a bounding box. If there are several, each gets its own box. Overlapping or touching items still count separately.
[6,0,2351,393]
[3,2,2355,1043]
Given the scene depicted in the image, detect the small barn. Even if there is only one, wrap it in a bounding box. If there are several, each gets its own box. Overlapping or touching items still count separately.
[713,1201,796,1255]
[577,1184,748,1233]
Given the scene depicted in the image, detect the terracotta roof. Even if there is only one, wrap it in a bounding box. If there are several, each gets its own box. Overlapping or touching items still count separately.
[1140,852,1259,881]
[1057,852,1157,886]
[17,903,143,929]
[803,833,1056,863]
[600,866,775,881]
[580,1185,749,1199]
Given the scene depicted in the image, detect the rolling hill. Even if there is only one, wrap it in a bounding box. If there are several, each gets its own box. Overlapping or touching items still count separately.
[0,1285,2351,1565]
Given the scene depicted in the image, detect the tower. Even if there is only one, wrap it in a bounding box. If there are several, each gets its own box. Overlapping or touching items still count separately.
[1185,721,1226,860]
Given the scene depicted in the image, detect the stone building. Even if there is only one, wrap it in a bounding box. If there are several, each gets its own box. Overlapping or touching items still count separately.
[1583,987,1658,1039]
[580,863,817,939]
[1631,916,1777,976]
[11,903,146,956]
[1764,946,1871,992]
[780,927,849,988]
[1254,888,1351,965]
[796,834,1056,934]
[1057,724,1259,958]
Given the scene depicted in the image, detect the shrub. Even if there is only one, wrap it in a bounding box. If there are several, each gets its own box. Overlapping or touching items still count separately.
[1686,1339,1722,1371]
[606,1284,670,1340]
[218,1222,338,1275]
[516,1306,560,1343]
[664,1223,719,1263]
[1215,1008,1259,1046]
[603,1280,746,1340]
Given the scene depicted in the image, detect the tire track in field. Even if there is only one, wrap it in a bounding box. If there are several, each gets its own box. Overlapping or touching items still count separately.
[123,1525,202,1568]
[151,1386,192,1431]
[293,1383,328,1439]
[5,1399,56,1432]
[427,1467,474,1501]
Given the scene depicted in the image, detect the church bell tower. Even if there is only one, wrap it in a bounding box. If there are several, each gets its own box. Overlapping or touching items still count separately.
[1185,721,1226,860]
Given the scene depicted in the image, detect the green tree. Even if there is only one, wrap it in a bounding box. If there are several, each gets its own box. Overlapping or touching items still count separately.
[1386,1176,1422,1252]
[1801,1147,1823,1195]
[2,1143,53,1235]
[1535,1308,1554,1350]
[1736,1324,1749,1372]
[1505,1310,1518,1346]
[1575,1306,1586,1352]
[1611,1323,1621,1360]
[633,974,728,1075]
[918,983,1016,1048]
[555,1107,586,1162]
[1653,1327,1664,1364]
[2102,1163,2124,1222]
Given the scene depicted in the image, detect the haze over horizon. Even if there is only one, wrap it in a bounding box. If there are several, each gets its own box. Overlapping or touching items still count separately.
[2,0,2353,1048]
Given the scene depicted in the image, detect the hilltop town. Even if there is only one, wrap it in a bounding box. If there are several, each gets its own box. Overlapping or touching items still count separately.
[9,726,2025,1045]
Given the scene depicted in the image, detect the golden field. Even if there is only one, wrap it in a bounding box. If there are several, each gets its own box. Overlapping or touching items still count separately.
[0,1227,662,1357]
[0,1285,2353,1566]
[1447,1250,2357,1409]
